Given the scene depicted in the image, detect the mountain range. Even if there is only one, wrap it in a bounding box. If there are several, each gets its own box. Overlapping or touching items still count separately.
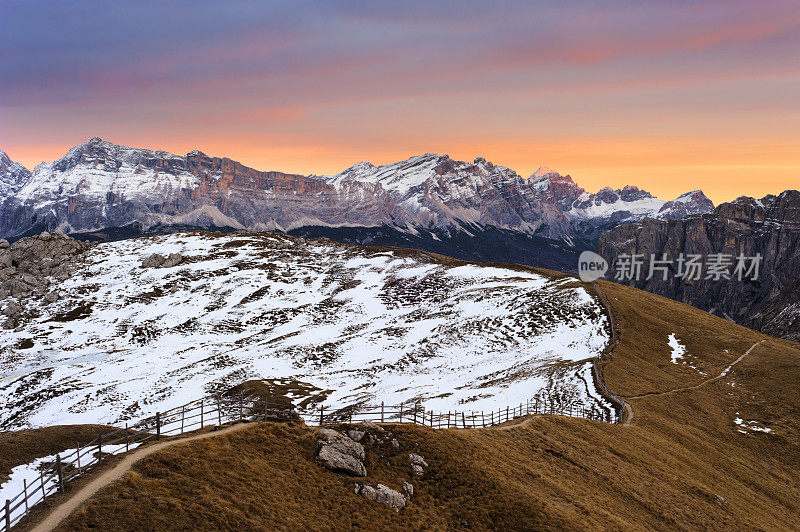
[0,138,713,271]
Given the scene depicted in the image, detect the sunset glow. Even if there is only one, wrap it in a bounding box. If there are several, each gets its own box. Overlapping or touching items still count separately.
[2,1,798,203]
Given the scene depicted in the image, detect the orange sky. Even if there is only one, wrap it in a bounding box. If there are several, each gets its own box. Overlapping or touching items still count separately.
[2,1,798,204]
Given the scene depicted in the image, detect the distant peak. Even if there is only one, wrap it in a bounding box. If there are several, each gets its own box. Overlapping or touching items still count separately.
[186,149,207,158]
[530,166,554,178]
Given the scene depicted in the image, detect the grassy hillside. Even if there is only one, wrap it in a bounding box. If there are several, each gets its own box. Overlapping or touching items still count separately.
[0,425,115,485]
[8,279,794,531]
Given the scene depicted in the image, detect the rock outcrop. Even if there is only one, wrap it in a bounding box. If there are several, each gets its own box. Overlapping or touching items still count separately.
[141,252,183,269]
[409,453,428,476]
[599,190,800,341]
[1,232,89,327]
[354,483,407,512]
[316,428,367,477]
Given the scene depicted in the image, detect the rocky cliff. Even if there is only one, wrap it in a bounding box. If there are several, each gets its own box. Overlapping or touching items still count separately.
[598,190,800,341]
[0,138,713,271]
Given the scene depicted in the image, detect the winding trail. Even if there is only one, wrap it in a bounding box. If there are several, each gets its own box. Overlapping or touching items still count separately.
[626,340,765,400]
[30,422,251,532]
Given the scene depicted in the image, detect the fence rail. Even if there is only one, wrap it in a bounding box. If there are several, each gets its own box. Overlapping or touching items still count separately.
[1,388,616,530]
[2,283,625,530]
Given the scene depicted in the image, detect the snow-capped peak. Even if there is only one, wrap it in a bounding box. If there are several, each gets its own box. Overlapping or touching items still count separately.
[0,148,32,196]
[656,190,714,219]
[530,166,556,179]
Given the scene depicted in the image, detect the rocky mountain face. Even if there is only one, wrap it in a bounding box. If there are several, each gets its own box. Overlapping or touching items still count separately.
[599,191,800,341]
[0,138,713,271]
[0,150,32,204]
[0,232,89,328]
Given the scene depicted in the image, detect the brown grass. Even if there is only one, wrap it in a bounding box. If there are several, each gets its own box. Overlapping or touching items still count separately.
[0,425,115,484]
[15,278,800,530]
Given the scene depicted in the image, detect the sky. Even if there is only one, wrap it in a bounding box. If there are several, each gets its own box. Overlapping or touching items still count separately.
[1,1,798,203]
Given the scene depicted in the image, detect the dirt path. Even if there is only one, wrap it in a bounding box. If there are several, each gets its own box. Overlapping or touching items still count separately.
[30,422,252,532]
[627,340,766,400]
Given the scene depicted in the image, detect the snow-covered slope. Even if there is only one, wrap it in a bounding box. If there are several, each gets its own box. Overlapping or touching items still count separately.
[0,232,610,429]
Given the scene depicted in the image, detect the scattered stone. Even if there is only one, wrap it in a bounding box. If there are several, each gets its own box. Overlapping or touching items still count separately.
[409,453,428,476]
[714,495,726,506]
[391,438,400,449]
[360,420,385,432]
[347,429,365,442]
[163,252,183,268]
[316,428,366,476]
[356,483,406,512]
[402,482,413,499]
[142,252,183,269]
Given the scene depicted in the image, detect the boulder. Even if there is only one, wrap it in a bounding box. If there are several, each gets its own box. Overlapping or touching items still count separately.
[141,253,166,268]
[163,253,183,268]
[141,252,183,269]
[402,482,414,500]
[409,453,428,476]
[317,428,366,476]
[360,420,385,432]
[356,483,406,512]
[347,429,365,442]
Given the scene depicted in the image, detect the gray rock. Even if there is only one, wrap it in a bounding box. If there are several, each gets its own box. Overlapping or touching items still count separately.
[163,252,183,268]
[347,429,365,442]
[44,291,59,304]
[356,483,406,512]
[142,252,183,269]
[409,453,428,467]
[409,453,428,476]
[402,482,413,499]
[391,438,400,449]
[141,253,166,268]
[360,420,385,432]
[317,428,366,476]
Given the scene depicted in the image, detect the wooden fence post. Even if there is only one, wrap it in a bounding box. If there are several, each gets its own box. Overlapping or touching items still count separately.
[97,438,102,461]
[413,404,418,425]
[506,406,509,422]
[125,423,129,452]
[181,406,185,434]
[319,406,324,425]
[76,442,81,471]
[23,478,28,515]
[381,402,385,423]
[156,412,161,441]
[217,397,222,426]
[399,403,404,423]
[239,393,244,420]
[56,454,64,493]
[200,400,205,429]
[40,471,46,500]
[5,499,10,531]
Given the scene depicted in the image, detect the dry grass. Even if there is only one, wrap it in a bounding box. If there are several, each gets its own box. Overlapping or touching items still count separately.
[11,277,800,530]
[0,425,114,483]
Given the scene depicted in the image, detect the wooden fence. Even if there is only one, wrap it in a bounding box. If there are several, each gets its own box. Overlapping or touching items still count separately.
[1,390,617,530]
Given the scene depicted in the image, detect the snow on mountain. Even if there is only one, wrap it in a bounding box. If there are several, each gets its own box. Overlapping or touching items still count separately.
[0,138,714,272]
[656,190,715,219]
[17,138,202,206]
[0,149,31,198]
[0,232,610,430]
